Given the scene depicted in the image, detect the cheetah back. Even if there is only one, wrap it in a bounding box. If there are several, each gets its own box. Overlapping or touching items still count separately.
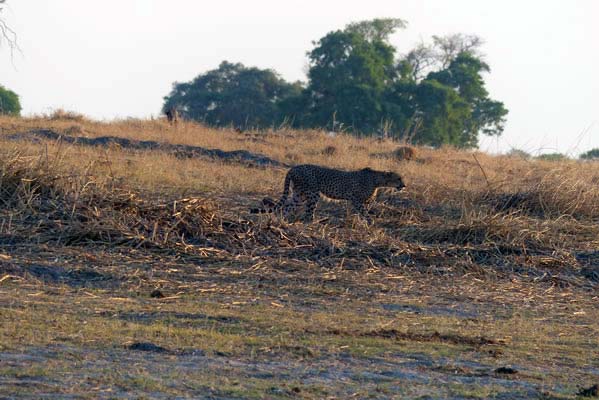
[289,165,378,203]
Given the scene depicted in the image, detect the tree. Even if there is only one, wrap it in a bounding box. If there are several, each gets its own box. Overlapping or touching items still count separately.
[293,21,506,147]
[162,61,301,129]
[507,149,531,159]
[301,19,405,133]
[0,0,18,57]
[162,19,508,148]
[0,84,21,115]
[537,153,567,161]
[345,18,407,42]
[426,52,508,143]
[580,148,599,160]
[411,79,471,147]
[432,34,484,69]
[400,42,437,82]
[398,34,484,82]
[380,80,416,137]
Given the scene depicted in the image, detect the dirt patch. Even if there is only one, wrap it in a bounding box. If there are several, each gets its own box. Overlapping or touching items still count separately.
[495,366,518,374]
[105,310,242,327]
[1,262,113,287]
[486,191,543,215]
[126,341,172,354]
[0,346,549,399]
[578,384,599,397]
[362,329,497,347]
[576,251,599,263]
[322,328,498,347]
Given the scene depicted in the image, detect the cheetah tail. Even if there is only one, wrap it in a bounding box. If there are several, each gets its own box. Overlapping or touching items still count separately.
[249,173,291,214]
[275,172,292,209]
[249,197,278,214]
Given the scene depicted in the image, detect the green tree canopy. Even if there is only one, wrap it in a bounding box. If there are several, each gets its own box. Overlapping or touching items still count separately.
[295,20,507,147]
[424,52,508,145]
[0,84,21,116]
[399,34,484,81]
[301,20,403,133]
[537,153,568,161]
[507,149,531,159]
[345,18,407,42]
[412,80,471,147]
[163,61,301,129]
[162,19,508,148]
[580,148,599,160]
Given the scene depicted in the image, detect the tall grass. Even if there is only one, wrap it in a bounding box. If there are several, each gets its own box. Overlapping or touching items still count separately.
[1,114,598,272]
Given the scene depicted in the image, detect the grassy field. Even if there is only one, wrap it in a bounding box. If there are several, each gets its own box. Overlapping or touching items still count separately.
[0,113,598,399]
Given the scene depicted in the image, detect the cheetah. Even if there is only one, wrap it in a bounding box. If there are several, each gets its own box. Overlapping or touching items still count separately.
[251,164,405,223]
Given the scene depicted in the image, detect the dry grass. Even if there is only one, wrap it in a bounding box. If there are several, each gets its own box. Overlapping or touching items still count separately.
[392,145,416,161]
[1,114,598,276]
[1,114,598,271]
[1,114,598,398]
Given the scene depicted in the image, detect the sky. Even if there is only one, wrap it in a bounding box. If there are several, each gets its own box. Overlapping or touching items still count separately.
[1,0,598,156]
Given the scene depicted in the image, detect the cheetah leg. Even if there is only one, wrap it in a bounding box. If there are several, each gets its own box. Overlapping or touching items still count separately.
[352,201,373,224]
[282,192,301,220]
[301,193,319,223]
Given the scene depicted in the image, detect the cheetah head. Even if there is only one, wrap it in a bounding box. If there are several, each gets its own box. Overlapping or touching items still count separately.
[381,171,405,191]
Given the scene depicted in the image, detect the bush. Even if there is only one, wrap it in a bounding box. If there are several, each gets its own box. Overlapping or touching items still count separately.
[393,145,416,161]
[506,149,531,159]
[536,153,567,161]
[0,85,22,116]
[49,109,87,122]
[321,145,337,156]
[580,148,599,160]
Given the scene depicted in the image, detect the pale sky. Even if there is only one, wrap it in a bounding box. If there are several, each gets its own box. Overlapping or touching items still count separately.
[1,0,598,155]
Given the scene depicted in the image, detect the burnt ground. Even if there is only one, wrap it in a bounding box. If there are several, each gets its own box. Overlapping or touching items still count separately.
[6,129,287,168]
[1,214,598,399]
[0,153,598,398]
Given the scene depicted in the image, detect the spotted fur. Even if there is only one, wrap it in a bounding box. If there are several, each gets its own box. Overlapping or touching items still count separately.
[252,164,405,223]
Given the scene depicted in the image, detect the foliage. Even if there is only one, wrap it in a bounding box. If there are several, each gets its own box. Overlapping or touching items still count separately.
[162,19,507,148]
[400,33,484,81]
[412,80,472,147]
[283,19,403,133]
[424,52,508,145]
[345,18,408,42]
[162,61,301,129]
[537,153,568,161]
[0,84,21,116]
[432,33,485,68]
[507,149,531,159]
[293,20,507,147]
[580,148,599,160]
[0,0,18,56]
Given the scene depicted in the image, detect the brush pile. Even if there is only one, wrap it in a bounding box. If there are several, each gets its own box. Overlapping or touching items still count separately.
[0,152,333,259]
[0,152,225,250]
[1,150,598,285]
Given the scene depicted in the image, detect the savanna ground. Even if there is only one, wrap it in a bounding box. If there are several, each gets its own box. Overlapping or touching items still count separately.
[0,113,598,399]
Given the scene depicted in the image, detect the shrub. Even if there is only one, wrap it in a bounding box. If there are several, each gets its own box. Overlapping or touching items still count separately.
[580,148,599,160]
[0,85,22,116]
[536,153,567,161]
[506,149,531,159]
[49,109,86,122]
[321,145,337,156]
[393,145,416,161]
